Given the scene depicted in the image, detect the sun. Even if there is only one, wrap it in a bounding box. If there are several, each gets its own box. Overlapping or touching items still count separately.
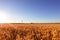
[0,12,8,23]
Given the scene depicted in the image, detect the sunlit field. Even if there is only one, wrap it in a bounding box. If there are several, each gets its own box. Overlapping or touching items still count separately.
[0,23,60,40]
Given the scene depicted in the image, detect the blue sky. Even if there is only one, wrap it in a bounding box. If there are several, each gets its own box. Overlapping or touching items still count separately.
[0,0,60,23]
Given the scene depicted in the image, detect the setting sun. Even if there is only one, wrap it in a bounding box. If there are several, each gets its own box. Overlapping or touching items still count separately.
[0,12,8,23]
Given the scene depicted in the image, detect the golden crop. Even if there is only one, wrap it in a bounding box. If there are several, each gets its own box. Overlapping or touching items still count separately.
[0,23,60,40]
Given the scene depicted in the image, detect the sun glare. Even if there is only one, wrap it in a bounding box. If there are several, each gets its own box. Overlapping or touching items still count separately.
[0,12,8,23]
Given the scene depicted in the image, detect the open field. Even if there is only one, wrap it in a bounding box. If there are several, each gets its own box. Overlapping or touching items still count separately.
[0,23,60,40]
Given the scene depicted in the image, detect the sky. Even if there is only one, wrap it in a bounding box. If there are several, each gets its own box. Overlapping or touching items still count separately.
[0,0,60,23]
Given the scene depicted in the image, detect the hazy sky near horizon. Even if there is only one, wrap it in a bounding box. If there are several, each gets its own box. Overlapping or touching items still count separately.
[0,0,60,23]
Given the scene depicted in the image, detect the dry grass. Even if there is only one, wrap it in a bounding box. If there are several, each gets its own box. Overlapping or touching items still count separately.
[0,23,60,40]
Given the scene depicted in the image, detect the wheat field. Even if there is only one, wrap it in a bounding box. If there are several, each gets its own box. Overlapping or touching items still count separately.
[0,23,60,40]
